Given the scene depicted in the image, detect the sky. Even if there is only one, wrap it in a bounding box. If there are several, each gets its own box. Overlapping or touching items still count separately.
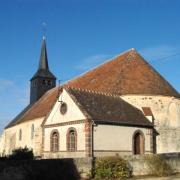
[0,0,180,133]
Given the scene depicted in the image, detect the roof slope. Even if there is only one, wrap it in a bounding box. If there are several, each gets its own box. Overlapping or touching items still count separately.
[67,87,153,127]
[6,87,59,128]
[67,49,179,97]
[6,49,179,129]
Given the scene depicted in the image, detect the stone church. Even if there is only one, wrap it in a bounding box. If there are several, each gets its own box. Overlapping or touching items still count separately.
[0,37,179,158]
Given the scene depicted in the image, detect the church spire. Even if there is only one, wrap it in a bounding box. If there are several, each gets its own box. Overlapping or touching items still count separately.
[30,36,56,104]
[38,36,49,70]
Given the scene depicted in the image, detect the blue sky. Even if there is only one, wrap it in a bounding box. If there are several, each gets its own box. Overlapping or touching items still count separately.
[0,0,180,133]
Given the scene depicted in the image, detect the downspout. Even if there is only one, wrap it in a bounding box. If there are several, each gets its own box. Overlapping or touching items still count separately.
[91,120,96,178]
[91,120,95,158]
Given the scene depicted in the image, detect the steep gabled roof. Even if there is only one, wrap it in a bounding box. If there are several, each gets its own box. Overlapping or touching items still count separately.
[67,49,179,97]
[66,87,153,127]
[5,49,179,129]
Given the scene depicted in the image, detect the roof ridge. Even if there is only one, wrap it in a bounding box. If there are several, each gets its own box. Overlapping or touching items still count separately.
[66,86,121,99]
[63,48,136,85]
[132,51,179,96]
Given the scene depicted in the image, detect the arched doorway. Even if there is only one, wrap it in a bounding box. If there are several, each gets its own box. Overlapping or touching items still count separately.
[133,131,144,155]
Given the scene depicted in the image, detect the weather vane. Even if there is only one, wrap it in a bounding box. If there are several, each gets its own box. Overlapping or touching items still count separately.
[42,22,47,39]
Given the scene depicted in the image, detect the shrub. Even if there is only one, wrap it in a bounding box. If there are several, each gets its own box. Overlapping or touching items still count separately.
[94,156,131,179]
[145,154,173,176]
[8,147,34,160]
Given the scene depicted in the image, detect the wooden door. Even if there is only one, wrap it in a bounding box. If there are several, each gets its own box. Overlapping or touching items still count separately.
[134,132,144,154]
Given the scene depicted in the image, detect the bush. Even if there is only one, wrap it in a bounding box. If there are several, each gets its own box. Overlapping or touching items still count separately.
[94,156,131,179]
[145,154,173,176]
[8,147,34,160]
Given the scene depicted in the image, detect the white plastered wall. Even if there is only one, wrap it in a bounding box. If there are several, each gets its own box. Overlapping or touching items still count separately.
[45,89,86,125]
[44,123,85,151]
[43,89,86,158]
[93,124,151,156]
[1,117,44,156]
[43,123,86,158]
[44,123,85,157]
[121,95,180,153]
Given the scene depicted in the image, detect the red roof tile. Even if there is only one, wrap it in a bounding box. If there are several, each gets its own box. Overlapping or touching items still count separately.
[67,49,179,97]
[142,107,153,116]
[6,49,179,129]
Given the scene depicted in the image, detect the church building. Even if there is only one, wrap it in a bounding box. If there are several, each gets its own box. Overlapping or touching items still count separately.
[0,37,179,158]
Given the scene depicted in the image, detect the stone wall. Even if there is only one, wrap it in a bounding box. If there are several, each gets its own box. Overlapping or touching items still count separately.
[0,154,179,178]
[121,95,180,153]
[123,153,180,175]
[73,153,180,177]
[74,158,93,177]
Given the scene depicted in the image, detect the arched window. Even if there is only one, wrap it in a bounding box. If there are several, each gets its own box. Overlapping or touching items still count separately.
[51,130,59,152]
[133,130,145,155]
[19,129,22,141]
[48,80,51,86]
[42,79,46,85]
[67,128,77,151]
[31,124,34,139]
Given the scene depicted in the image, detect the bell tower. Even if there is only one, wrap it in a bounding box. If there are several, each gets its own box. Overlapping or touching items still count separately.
[30,37,56,104]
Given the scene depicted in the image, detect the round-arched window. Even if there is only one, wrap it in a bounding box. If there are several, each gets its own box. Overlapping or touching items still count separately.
[67,128,77,151]
[51,131,59,152]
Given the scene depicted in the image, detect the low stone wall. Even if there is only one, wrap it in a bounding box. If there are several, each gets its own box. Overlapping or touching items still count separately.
[160,153,180,173]
[73,153,180,177]
[122,153,180,175]
[74,158,93,177]
[0,153,179,179]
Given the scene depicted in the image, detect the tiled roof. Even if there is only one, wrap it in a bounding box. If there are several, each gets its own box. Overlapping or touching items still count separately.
[142,107,153,116]
[6,49,179,129]
[5,87,59,128]
[66,87,153,127]
[67,49,179,97]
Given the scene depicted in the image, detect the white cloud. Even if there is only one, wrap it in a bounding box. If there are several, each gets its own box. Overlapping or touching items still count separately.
[75,54,113,71]
[140,45,180,62]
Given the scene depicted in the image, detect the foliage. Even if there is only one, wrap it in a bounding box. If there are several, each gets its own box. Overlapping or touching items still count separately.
[94,156,132,179]
[145,154,173,177]
[8,147,34,160]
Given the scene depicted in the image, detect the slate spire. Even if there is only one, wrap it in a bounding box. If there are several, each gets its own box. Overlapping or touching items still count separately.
[38,36,49,70]
[31,37,56,80]
[30,36,56,104]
